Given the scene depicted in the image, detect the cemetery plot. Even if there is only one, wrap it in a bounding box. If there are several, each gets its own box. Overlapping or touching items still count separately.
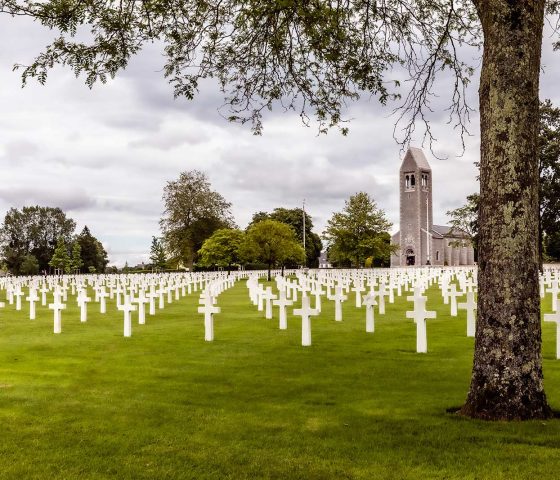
[2,266,560,355]
[0,267,559,478]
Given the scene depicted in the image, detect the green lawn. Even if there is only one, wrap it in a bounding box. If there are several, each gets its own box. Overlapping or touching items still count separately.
[0,280,559,479]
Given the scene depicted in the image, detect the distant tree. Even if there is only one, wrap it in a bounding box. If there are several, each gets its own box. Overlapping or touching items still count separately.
[323,192,392,268]
[446,193,480,260]
[160,170,235,270]
[539,100,560,263]
[241,220,305,280]
[198,229,245,269]
[149,236,167,270]
[69,242,83,273]
[49,238,70,274]
[249,207,323,267]
[20,254,39,275]
[0,206,76,274]
[77,226,109,273]
[545,232,560,262]
[449,101,560,264]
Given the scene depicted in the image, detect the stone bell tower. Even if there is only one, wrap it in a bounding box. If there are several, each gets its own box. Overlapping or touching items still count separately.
[397,147,433,266]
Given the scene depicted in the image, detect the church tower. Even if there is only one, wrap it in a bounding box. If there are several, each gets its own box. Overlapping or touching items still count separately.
[397,147,433,266]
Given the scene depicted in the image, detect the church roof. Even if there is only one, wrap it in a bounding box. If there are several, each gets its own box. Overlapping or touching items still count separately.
[392,226,471,240]
[400,147,431,172]
[432,224,470,239]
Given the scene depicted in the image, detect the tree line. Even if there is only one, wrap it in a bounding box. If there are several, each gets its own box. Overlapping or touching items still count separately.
[149,171,393,275]
[0,206,108,275]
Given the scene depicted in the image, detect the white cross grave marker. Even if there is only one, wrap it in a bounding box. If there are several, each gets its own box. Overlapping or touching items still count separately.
[406,292,437,353]
[329,286,347,322]
[78,290,91,323]
[293,296,319,347]
[362,292,377,333]
[49,292,66,334]
[273,289,293,330]
[448,284,462,317]
[458,291,477,337]
[26,289,39,320]
[262,287,277,320]
[198,296,221,342]
[118,297,137,337]
[544,310,560,359]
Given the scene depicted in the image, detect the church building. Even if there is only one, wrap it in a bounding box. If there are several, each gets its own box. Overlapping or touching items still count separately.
[390,147,475,267]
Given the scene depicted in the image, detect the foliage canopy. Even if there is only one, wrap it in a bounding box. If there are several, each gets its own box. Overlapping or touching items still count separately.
[323,192,392,268]
[160,170,235,269]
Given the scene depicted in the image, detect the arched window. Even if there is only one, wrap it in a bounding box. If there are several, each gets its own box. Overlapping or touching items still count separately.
[405,175,410,189]
[410,174,416,187]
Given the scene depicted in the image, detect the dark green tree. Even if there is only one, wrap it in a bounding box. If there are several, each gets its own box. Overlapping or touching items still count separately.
[249,207,323,267]
[76,226,109,273]
[323,192,392,268]
[539,100,560,262]
[450,100,560,264]
[49,237,70,273]
[20,254,40,275]
[69,242,83,273]
[149,236,167,270]
[241,220,305,280]
[446,193,480,260]
[2,0,557,419]
[160,170,235,270]
[545,232,560,262]
[0,206,76,274]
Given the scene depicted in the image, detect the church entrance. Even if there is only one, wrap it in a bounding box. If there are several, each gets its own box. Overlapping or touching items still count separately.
[405,249,415,266]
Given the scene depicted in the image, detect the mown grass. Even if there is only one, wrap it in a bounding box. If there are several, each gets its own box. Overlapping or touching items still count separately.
[0,279,559,479]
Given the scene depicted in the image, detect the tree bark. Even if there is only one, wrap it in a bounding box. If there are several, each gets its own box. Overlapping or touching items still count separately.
[461,0,552,420]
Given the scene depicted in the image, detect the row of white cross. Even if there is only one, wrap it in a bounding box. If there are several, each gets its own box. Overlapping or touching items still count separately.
[0,271,273,337]
[239,270,480,352]
[2,267,560,357]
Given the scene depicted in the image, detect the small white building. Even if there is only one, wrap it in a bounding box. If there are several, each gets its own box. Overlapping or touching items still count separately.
[318,251,332,269]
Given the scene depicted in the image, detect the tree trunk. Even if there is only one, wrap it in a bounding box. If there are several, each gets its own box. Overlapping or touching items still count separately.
[462,0,552,420]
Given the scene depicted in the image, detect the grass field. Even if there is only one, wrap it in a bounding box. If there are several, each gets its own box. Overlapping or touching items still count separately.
[0,279,560,479]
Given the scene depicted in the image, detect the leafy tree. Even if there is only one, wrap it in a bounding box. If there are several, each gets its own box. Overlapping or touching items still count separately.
[450,100,560,264]
[69,242,83,273]
[149,236,167,270]
[0,206,76,274]
[249,208,323,267]
[2,0,556,419]
[539,100,560,262]
[446,193,480,260]
[241,220,305,280]
[545,232,560,262]
[20,254,39,275]
[76,226,109,273]
[49,238,70,273]
[160,170,235,270]
[323,192,392,268]
[197,229,245,269]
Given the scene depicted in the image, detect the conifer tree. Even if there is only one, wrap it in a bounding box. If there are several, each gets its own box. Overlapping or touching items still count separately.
[49,238,70,274]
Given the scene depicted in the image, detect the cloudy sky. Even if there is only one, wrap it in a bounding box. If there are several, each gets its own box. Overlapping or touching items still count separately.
[1,16,559,267]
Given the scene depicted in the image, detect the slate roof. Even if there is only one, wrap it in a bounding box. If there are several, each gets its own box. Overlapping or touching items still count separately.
[393,225,471,239]
[432,224,470,238]
[407,147,432,170]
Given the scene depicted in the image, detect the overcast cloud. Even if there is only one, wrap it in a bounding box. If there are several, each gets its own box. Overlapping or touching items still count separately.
[1,16,559,267]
